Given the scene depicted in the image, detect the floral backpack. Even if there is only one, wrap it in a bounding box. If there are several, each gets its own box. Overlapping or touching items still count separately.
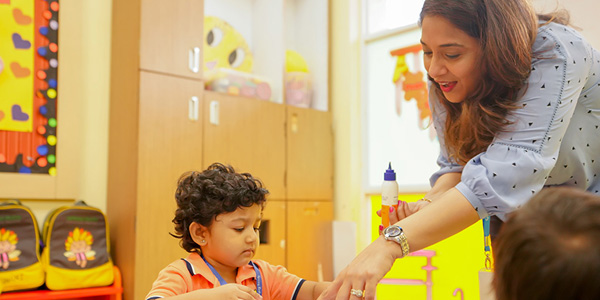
[0,200,45,292]
[41,200,114,290]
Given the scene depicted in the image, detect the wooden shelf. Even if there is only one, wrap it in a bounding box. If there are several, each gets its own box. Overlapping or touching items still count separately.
[0,266,122,300]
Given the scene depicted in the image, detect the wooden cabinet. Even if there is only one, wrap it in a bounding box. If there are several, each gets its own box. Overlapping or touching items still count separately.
[140,0,204,79]
[109,1,333,298]
[108,71,204,300]
[282,107,334,282]
[256,201,334,283]
[287,107,333,201]
[134,72,204,297]
[286,201,333,281]
[109,1,205,299]
[254,200,286,267]
[203,91,286,199]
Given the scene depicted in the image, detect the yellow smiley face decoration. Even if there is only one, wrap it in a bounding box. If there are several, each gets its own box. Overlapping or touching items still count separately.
[204,16,253,74]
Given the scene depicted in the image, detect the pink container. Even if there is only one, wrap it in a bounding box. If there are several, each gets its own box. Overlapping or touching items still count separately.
[285,72,312,108]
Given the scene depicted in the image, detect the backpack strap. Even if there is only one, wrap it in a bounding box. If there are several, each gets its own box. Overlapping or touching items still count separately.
[74,200,88,206]
[0,199,23,206]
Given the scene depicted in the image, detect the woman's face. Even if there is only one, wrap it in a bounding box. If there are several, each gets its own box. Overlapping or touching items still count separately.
[420,15,483,103]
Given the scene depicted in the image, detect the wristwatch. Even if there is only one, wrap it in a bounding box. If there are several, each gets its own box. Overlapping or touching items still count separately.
[383,225,410,257]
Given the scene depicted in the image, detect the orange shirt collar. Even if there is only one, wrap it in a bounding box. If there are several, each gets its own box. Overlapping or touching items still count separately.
[185,252,258,286]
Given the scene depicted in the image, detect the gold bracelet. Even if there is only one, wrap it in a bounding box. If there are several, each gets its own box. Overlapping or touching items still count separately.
[419,198,433,203]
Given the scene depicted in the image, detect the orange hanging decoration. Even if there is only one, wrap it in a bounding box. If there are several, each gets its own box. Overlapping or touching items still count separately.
[390,45,432,131]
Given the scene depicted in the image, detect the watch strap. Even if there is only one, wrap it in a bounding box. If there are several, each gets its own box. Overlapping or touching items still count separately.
[395,232,410,258]
[384,226,410,257]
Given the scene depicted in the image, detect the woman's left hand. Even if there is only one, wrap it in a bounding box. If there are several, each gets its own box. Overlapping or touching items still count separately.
[376,200,431,234]
[317,236,402,300]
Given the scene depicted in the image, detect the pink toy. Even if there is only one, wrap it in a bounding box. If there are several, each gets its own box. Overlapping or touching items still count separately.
[205,68,272,101]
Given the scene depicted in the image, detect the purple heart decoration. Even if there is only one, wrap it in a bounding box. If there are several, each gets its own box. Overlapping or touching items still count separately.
[12,33,31,49]
[12,105,29,121]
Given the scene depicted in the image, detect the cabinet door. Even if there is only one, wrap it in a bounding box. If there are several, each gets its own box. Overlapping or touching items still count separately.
[203,91,286,199]
[134,71,204,299]
[286,201,333,281]
[287,107,333,200]
[254,200,286,267]
[140,0,204,79]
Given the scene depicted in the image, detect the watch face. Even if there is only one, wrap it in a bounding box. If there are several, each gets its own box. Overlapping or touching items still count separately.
[384,225,402,237]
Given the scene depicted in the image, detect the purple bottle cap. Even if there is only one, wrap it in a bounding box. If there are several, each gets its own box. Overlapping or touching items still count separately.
[384,162,396,181]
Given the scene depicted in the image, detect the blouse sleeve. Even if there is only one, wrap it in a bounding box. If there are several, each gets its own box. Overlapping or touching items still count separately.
[428,82,464,187]
[454,23,594,220]
[428,117,463,187]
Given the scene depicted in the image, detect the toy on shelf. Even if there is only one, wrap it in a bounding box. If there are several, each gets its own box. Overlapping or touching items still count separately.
[205,68,272,101]
[203,16,253,73]
[285,49,312,108]
[203,16,273,100]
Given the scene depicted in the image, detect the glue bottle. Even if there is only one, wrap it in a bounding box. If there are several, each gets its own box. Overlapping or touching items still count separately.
[381,162,399,228]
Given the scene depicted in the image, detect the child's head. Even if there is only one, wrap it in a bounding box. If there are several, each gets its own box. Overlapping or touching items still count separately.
[494,187,600,300]
[171,163,268,264]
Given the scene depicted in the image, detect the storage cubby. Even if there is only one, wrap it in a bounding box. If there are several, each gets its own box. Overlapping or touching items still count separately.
[204,0,328,111]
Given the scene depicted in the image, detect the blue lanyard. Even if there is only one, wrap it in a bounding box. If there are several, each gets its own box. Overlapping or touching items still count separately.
[201,254,263,295]
[483,216,492,270]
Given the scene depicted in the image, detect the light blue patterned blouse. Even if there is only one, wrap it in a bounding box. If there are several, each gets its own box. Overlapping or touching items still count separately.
[429,21,600,221]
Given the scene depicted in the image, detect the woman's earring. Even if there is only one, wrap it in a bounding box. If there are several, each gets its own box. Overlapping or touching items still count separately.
[201,239,206,243]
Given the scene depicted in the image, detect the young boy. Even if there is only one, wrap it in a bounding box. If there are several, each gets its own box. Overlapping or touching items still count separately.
[146,163,329,300]
[494,187,600,300]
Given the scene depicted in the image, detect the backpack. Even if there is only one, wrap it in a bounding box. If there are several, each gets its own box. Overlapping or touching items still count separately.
[41,200,114,290]
[0,200,45,292]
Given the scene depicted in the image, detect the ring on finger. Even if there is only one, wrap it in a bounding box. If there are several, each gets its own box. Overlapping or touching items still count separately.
[350,289,364,298]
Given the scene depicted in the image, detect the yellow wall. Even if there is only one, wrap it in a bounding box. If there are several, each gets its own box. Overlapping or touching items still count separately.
[370,195,485,300]
[330,0,368,246]
[19,0,112,225]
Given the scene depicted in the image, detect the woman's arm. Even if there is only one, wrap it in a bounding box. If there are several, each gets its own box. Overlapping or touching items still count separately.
[297,281,331,300]
[393,172,462,220]
[423,172,461,200]
[320,187,479,300]
[399,188,479,250]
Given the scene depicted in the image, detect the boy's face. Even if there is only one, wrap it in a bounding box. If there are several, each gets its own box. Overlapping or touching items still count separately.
[201,203,262,272]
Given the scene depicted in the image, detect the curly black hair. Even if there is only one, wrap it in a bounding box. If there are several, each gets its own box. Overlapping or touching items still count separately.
[171,163,269,252]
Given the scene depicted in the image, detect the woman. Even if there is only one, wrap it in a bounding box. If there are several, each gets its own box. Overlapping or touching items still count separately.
[320,0,600,299]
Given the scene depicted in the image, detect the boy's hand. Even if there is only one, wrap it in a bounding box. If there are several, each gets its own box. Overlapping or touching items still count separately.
[208,284,263,300]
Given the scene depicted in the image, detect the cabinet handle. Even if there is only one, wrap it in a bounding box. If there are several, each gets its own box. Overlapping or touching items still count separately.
[290,113,299,133]
[303,206,319,215]
[189,47,200,73]
[209,100,219,125]
[189,96,199,121]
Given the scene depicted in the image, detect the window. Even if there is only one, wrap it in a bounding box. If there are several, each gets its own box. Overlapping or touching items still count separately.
[362,0,439,193]
[366,0,425,36]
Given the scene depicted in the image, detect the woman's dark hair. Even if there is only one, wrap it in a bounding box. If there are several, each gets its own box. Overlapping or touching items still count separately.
[419,0,538,164]
[494,188,600,300]
[171,163,268,252]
